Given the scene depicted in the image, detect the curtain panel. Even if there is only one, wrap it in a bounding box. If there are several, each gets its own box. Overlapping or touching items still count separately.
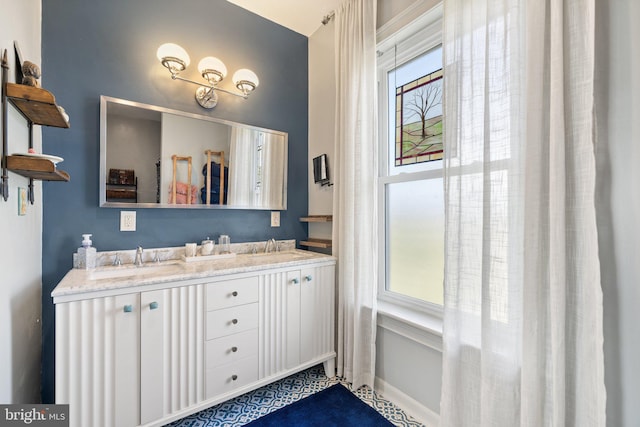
[440,0,606,425]
[332,0,378,389]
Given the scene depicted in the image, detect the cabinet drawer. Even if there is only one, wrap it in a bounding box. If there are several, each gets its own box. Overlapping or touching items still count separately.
[206,355,258,399]
[206,328,258,368]
[207,276,259,311]
[206,303,259,340]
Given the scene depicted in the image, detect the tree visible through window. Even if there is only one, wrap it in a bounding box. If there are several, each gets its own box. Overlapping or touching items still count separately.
[395,69,443,166]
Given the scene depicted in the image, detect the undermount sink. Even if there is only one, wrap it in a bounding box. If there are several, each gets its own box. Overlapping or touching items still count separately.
[89,262,180,280]
[247,250,310,260]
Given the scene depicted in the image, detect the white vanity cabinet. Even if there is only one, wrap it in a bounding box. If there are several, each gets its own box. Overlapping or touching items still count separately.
[259,264,335,378]
[53,252,335,427]
[55,284,205,427]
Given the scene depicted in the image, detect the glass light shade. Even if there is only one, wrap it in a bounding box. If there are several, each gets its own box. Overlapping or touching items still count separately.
[156,43,190,71]
[232,69,259,92]
[198,57,227,77]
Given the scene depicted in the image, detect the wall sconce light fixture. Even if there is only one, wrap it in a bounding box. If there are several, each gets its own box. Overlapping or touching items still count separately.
[157,43,259,109]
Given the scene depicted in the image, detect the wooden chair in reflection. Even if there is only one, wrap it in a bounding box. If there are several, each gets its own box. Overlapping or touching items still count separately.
[204,150,225,205]
[170,154,195,204]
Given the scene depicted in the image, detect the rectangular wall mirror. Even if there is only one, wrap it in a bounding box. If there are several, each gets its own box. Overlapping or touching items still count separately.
[99,96,288,210]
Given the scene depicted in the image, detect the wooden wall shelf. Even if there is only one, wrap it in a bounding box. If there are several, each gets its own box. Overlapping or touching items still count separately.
[6,155,70,181]
[2,47,71,203]
[300,215,333,250]
[5,83,70,128]
[300,238,332,249]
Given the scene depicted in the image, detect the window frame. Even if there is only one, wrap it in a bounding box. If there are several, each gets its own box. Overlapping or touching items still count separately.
[376,6,444,320]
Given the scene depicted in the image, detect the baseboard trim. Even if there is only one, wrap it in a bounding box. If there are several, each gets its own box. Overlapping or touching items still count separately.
[374,377,440,427]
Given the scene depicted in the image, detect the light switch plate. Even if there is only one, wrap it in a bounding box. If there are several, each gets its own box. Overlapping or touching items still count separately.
[271,211,280,227]
[120,211,136,231]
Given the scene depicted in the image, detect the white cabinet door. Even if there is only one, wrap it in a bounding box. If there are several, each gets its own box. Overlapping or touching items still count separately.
[56,294,141,427]
[259,265,334,379]
[114,293,141,427]
[300,265,335,364]
[258,270,301,378]
[285,270,301,369]
[140,285,205,424]
[140,289,165,425]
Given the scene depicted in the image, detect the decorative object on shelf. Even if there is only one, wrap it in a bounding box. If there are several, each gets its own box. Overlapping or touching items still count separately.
[21,60,41,87]
[156,43,259,109]
[12,152,64,164]
[1,47,70,204]
[18,187,27,215]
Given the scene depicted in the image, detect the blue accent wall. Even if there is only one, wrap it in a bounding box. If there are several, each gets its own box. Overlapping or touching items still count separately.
[41,0,308,402]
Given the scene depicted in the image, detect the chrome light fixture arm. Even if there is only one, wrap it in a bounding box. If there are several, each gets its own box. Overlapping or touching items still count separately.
[170,74,248,99]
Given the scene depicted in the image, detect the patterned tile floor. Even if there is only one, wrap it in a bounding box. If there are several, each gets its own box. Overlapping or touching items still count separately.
[168,364,424,426]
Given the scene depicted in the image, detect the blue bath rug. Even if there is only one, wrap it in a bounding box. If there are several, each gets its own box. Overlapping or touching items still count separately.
[243,383,394,427]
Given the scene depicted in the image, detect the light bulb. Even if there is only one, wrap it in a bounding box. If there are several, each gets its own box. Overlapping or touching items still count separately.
[156,43,190,72]
[198,57,227,83]
[232,69,259,94]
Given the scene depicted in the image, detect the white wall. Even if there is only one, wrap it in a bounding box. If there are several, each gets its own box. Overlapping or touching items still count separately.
[0,0,43,404]
[106,115,161,203]
[307,18,335,242]
[595,0,640,425]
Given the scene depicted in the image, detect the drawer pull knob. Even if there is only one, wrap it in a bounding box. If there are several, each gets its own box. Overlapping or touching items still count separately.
[123,305,133,313]
[231,346,238,353]
[304,275,313,281]
[291,278,299,284]
[231,375,238,381]
[231,319,238,325]
[149,301,159,310]
[232,291,238,297]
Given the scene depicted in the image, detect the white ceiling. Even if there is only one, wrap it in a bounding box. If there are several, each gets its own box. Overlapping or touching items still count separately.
[226,0,342,37]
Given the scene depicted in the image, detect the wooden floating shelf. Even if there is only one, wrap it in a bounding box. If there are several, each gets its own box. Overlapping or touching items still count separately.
[5,83,70,128]
[300,238,332,249]
[299,215,333,222]
[6,155,70,181]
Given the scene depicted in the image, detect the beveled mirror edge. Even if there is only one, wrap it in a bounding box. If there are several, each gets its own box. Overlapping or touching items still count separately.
[98,95,288,210]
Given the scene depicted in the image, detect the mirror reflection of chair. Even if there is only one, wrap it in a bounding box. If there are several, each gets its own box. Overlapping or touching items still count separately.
[169,155,197,204]
[202,150,227,205]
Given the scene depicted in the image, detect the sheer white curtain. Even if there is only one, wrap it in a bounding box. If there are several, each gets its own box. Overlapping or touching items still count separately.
[440,0,606,426]
[332,0,378,389]
[228,127,255,206]
[257,132,285,208]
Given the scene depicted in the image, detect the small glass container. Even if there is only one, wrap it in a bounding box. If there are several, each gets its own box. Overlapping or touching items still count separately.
[201,238,214,256]
[218,235,231,254]
[185,243,197,258]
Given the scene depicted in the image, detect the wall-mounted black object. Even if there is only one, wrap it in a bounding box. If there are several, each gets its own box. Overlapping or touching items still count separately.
[313,154,332,186]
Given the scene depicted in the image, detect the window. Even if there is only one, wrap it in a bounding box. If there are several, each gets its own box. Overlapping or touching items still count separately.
[377,9,444,313]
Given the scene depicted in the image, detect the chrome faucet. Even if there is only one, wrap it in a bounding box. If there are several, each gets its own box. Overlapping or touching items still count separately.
[265,238,277,253]
[134,246,144,266]
[112,252,122,266]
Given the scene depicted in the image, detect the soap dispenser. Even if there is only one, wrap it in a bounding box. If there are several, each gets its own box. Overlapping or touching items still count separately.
[76,234,97,270]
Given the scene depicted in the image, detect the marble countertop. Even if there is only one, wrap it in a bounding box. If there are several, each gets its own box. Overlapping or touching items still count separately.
[52,247,335,300]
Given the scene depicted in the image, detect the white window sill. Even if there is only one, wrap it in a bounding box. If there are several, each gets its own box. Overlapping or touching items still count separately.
[377,299,443,352]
